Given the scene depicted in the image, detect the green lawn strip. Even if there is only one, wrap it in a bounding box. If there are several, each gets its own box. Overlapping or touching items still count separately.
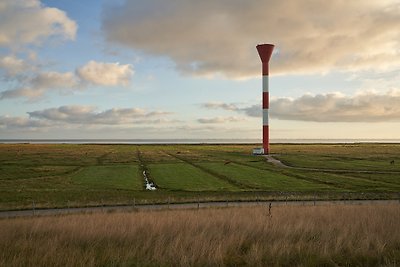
[229,159,400,192]
[101,144,139,164]
[0,175,77,194]
[70,165,143,190]
[0,144,139,166]
[197,162,330,191]
[0,165,79,180]
[147,163,240,191]
[285,170,400,192]
[0,189,153,210]
[137,145,181,163]
[175,146,256,163]
[275,154,400,171]
[163,151,254,189]
[344,172,400,186]
[272,143,400,156]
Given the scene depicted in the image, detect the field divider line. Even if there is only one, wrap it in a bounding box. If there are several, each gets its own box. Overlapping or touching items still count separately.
[163,151,257,190]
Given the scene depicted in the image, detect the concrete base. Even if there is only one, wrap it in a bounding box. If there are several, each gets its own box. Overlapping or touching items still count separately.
[252,147,264,155]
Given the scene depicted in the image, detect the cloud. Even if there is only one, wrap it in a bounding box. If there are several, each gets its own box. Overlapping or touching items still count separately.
[270,90,400,122]
[76,60,134,86]
[0,105,177,136]
[0,0,77,49]
[0,87,45,100]
[202,102,261,117]
[203,90,400,122]
[0,71,79,100]
[27,105,173,125]
[0,1,81,100]
[31,71,79,89]
[202,103,238,111]
[1,60,133,101]
[0,55,29,77]
[102,0,400,78]
[0,115,50,129]
[197,116,245,124]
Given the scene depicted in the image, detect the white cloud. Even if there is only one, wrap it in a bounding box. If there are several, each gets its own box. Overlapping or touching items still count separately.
[102,0,400,78]
[0,71,79,100]
[270,90,400,122]
[202,102,261,117]
[202,102,238,111]
[31,71,79,89]
[0,1,80,100]
[197,116,245,124]
[0,115,50,129]
[27,105,173,125]
[0,105,179,138]
[1,60,134,101]
[203,90,400,122]
[0,0,77,49]
[0,87,45,100]
[76,60,134,86]
[0,55,29,77]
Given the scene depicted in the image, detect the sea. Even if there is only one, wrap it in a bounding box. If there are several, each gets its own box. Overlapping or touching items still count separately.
[1,139,400,144]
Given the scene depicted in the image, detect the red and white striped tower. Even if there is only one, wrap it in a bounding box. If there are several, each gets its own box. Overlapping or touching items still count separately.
[256,44,274,155]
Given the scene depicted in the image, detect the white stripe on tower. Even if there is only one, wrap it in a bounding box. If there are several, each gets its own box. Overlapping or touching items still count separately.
[263,76,269,93]
[263,109,269,126]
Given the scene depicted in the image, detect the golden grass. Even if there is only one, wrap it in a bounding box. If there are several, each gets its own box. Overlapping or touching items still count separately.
[1,205,400,266]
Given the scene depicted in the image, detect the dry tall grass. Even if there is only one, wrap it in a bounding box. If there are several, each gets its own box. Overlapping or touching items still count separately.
[1,205,399,266]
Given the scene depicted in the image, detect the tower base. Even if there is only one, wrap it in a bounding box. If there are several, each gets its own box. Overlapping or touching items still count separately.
[252,147,265,155]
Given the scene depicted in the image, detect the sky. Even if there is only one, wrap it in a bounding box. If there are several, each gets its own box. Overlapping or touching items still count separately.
[1,0,400,140]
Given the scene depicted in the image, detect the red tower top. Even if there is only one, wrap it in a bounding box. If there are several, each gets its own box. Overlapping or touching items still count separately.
[256,44,275,63]
[256,44,274,76]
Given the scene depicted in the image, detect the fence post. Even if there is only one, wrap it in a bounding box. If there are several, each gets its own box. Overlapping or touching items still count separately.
[133,198,136,209]
[32,200,35,216]
[268,202,272,217]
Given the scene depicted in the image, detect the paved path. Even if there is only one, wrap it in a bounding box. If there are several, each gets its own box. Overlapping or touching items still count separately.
[1,199,398,219]
[265,155,289,168]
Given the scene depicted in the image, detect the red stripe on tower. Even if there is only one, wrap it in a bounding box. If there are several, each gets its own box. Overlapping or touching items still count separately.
[262,92,269,109]
[256,44,274,155]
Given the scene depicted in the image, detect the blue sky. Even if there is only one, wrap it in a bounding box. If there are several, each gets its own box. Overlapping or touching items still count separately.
[1,0,400,140]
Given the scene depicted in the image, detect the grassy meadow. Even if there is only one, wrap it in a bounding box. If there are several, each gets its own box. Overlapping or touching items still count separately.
[0,143,400,210]
[1,204,399,266]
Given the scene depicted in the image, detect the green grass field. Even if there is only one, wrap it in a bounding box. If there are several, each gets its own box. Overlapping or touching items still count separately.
[0,143,399,210]
[148,163,239,191]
